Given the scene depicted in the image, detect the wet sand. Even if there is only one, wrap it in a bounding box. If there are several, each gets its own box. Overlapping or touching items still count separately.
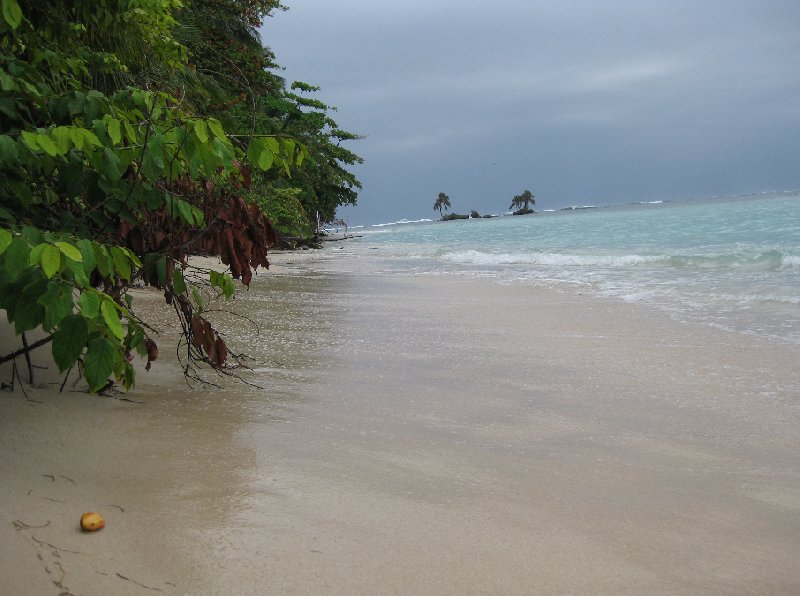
[1,251,799,594]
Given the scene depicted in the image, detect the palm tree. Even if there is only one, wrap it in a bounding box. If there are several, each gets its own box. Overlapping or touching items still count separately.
[433,192,451,217]
[509,189,535,213]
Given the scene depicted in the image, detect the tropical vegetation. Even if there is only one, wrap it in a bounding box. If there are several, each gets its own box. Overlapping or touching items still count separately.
[509,189,535,215]
[0,0,362,392]
[433,192,451,218]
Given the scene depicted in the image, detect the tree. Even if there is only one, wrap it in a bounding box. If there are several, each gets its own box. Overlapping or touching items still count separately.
[433,192,451,217]
[509,190,536,214]
[0,0,307,392]
[178,3,363,237]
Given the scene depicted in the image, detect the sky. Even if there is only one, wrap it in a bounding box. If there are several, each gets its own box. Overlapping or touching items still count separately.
[261,0,800,226]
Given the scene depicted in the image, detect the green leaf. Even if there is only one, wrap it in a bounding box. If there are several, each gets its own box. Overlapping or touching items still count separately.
[107,118,122,145]
[101,147,122,179]
[78,291,100,318]
[247,139,262,166]
[3,236,30,280]
[50,127,73,154]
[14,278,47,333]
[101,300,124,341]
[70,127,101,150]
[282,138,296,162]
[77,239,96,274]
[190,206,204,226]
[110,246,131,281]
[2,0,23,30]
[0,134,18,160]
[257,145,274,170]
[65,256,90,288]
[40,244,61,278]
[84,337,117,392]
[37,134,60,157]
[191,286,204,311]
[0,228,12,254]
[20,130,40,151]
[206,118,225,140]
[93,245,112,277]
[52,315,88,372]
[172,268,187,294]
[212,138,234,170]
[174,199,194,225]
[264,137,280,154]
[193,120,209,143]
[38,280,74,330]
[156,256,167,286]
[28,243,45,268]
[55,241,83,262]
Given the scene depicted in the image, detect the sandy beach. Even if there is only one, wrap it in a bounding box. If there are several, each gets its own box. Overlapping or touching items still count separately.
[2,249,799,594]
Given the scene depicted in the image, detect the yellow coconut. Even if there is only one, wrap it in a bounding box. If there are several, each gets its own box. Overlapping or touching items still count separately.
[80,511,105,531]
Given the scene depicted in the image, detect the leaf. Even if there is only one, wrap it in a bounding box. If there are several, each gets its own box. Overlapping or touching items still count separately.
[84,337,117,392]
[172,268,187,294]
[107,118,122,145]
[156,256,167,286]
[52,314,88,372]
[190,206,204,226]
[264,137,280,154]
[101,299,124,341]
[101,147,122,179]
[206,118,225,140]
[40,243,61,278]
[246,138,263,165]
[191,286,204,311]
[110,246,131,281]
[93,245,112,277]
[175,199,194,225]
[0,228,12,254]
[211,138,233,171]
[282,138,296,162]
[257,145,274,170]
[3,236,30,280]
[78,291,100,318]
[0,134,18,160]
[37,134,60,157]
[77,239,96,274]
[14,278,47,333]
[55,241,83,262]
[38,280,74,331]
[65,256,90,288]
[50,127,73,154]
[193,120,209,143]
[1,0,22,30]
[20,130,40,151]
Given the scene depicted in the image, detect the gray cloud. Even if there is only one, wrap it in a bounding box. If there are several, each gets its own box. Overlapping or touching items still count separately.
[263,0,800,224]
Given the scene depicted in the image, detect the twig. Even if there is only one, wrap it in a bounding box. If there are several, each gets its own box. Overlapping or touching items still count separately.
[115,572,163,591]
[0,335,54,365]
[22,331,33,385]
[13,520,51,530]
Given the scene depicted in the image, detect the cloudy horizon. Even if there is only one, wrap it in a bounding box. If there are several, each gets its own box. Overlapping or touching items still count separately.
[262,0,800,226]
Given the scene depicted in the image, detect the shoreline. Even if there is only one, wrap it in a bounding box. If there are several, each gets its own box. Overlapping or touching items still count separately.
[2,249,799,594]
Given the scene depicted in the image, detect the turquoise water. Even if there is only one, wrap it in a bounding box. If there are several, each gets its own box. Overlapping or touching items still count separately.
[346,193,800,344]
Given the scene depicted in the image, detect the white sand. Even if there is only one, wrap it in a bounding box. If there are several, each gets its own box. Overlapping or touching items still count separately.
[1,251,799,594]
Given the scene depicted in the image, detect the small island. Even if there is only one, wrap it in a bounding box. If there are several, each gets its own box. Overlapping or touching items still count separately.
[433,189,537,220]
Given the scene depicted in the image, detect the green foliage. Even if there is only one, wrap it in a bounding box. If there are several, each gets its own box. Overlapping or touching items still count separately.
[434,192,452,217]
[509,189,536,212]
[0,0,310,392]
[178,0,363,233]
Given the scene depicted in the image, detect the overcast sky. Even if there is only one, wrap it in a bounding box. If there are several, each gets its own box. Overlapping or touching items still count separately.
[261,0,800,226]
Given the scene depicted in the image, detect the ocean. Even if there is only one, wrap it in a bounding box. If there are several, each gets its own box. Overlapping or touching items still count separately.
[337,192,800,345]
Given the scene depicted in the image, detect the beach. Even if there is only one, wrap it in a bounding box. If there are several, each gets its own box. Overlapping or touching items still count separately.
[2,249,799,594]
